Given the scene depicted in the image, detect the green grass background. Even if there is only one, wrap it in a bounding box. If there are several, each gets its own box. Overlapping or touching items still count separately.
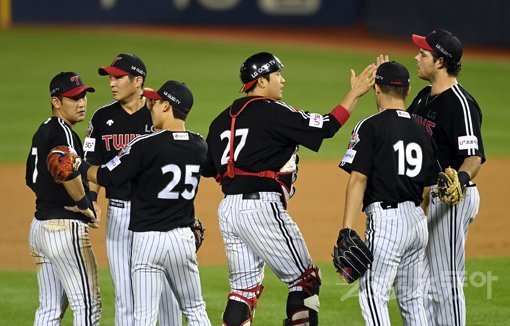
[1,27,509,324]
[0,27,509,164]
[1,260,508,325]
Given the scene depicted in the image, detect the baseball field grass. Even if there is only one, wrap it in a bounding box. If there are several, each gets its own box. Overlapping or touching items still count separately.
[0,26,509,163]
[1,26,509,325]
[1,259,508,325]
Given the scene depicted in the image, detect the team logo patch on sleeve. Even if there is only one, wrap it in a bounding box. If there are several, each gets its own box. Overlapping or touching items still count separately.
[341,148,357,164]
[458,135,478,150]
[83,137,96,152]
[106,156,122,171]
[308,113,324,128]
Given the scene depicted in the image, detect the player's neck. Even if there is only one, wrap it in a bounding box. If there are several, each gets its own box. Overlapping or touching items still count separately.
[161,120,186,132]
[378,97,405,111]
[430,73,457,96]
[120,94,146,115]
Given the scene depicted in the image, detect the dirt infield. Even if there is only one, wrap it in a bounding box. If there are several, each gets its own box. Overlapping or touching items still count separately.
[3,158,508,270]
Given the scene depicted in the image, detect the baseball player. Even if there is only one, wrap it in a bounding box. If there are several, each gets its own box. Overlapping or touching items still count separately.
[79,80,211,325]
[409,29,485,326]
[83,53,181,325]
[26,72,101,325]
[338,61,436,325]
[202,52,375,325]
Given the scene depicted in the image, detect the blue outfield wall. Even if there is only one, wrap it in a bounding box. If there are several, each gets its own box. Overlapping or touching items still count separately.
[12,0,361,26]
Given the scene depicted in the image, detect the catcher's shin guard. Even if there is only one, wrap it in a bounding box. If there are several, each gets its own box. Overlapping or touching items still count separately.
[283,266,321,326]
[222,284,264,326]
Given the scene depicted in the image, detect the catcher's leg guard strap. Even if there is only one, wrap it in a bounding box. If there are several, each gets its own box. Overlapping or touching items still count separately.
[284,266,321,326]
[222,284,264,326]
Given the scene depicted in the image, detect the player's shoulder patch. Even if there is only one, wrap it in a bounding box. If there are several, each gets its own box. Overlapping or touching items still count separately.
[173,132,190,141]
[396,110,410,119]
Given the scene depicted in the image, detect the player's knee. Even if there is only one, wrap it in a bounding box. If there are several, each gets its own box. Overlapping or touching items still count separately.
[222,284,264,326]
[284,266,321,326]
[222,300,252,326]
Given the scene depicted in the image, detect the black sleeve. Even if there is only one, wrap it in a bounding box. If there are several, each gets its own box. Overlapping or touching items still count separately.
[268,102,341,152]
[339,121,374,177]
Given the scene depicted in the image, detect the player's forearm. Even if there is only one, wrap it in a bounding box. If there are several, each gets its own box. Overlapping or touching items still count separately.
[63,174,87,202]
[459,156,482,180]
[342,172,367,229]
[421,186,430,215]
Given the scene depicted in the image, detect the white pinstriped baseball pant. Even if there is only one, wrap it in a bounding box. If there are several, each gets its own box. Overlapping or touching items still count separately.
[106,199,182,326]
[423,185,480,326]
[359,201,428,326]
[29,218,102,325]
[131,228,211,326]
[218,192,313,302]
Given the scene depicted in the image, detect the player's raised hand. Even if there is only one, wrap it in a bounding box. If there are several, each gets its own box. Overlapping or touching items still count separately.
[349,63,376,97]
[375,54,390,68]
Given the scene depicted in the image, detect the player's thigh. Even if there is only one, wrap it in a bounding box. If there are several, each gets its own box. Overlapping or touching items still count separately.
[236,200,311,283]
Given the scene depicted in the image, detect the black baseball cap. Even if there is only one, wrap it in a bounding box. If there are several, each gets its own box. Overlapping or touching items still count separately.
[375,61,410,87]
[143,80,194,114]
[98,53,147,79]
[49,72,95,97]
[412,29,463,62]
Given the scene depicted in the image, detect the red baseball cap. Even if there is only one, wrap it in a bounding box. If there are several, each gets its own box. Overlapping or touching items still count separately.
[98,53,147,79]
[412,29,463,62]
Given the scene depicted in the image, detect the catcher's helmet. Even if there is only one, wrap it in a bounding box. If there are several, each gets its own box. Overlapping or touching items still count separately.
[239,52,284,93]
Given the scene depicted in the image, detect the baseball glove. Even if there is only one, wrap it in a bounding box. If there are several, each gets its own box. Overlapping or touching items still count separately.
[191,218,205,252]
[333,228,373,283]
[46,146,79,184]
[433,167,464,205]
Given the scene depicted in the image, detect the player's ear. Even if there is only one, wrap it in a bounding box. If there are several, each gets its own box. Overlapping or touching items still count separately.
[51,96,62,109]
[134,76,144,88]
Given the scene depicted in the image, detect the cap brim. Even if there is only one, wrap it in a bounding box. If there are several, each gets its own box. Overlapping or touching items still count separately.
[412,34,433,51]
[60,86,95,97]
[143,88,163,100]
[240,79,257,93]
[98,66,130,77]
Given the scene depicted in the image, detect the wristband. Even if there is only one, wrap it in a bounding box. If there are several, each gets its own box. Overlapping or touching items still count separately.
[76,195,90,210]
[78,160,92,176]
[89,191,98,202]
[458,171,471,188]
[330,105,350,126]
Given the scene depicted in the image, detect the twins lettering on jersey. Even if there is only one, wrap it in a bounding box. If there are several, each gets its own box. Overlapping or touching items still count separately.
[84,133,150,152]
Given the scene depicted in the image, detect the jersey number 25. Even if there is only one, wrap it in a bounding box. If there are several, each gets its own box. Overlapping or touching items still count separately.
[158,164,200,200]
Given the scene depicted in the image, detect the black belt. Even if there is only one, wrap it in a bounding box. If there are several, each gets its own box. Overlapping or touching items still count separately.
[380,201,419,210]
[242,192,260,200]
[380,202,398,209]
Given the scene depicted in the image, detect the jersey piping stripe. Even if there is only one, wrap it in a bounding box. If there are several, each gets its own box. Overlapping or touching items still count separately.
[352,112,379,134]
[449,205,461,326]
[452,84,475,156]
[276,101,297,112]
[270,202,307,273]
[57,118,75,148]
[365,216,381,325]
[71,222,92,326]
[126,130,164,147]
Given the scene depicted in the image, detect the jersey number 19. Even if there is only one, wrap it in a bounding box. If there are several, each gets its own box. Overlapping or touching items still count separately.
[393,140,423,178]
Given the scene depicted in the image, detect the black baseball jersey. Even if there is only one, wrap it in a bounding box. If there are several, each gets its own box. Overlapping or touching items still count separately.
[202,96,343,194]
[26,117,93,222]
[339,110,436,210]
[408,84,485,172]
[95,131,207,232]
[84,101,153,200]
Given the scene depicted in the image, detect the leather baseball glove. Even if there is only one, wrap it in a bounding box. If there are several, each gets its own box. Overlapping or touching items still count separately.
[333,228,373,283]
[46,146,79,184]
[191,218,205,252]
[433,167,464,205]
